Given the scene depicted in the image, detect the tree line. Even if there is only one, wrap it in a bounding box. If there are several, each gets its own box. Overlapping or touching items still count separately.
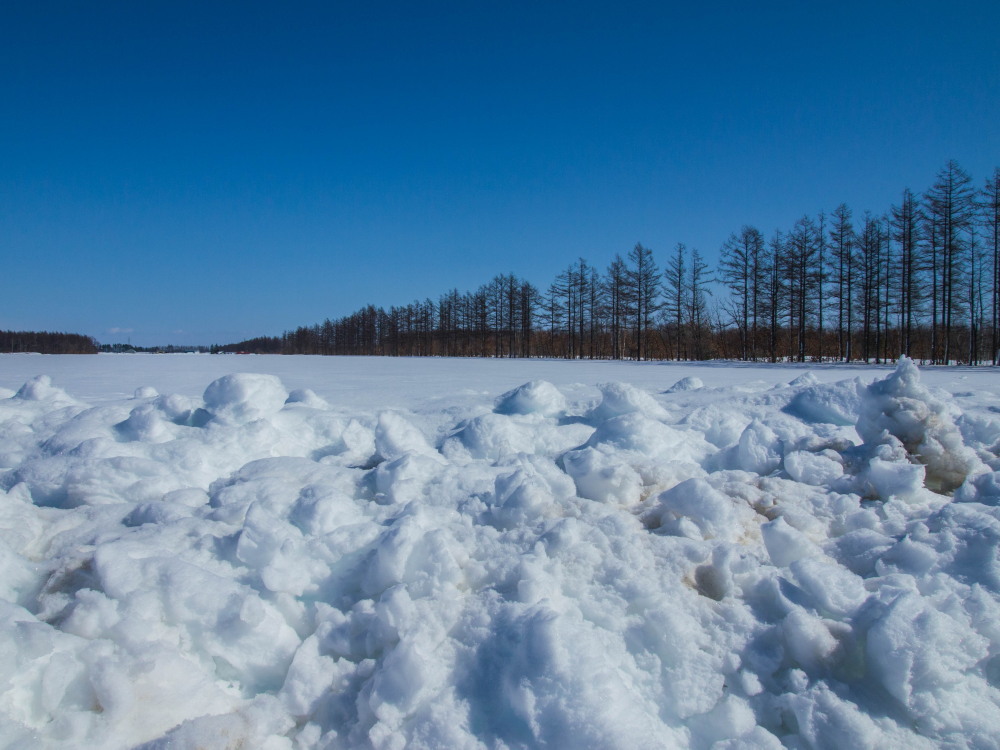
[222,161,1000,365]
[1,330,98,354]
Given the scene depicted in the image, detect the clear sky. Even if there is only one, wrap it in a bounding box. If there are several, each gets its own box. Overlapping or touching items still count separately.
[2,1,998,347]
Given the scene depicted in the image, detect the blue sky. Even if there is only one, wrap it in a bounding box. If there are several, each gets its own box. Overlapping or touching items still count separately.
[2,1,998,346]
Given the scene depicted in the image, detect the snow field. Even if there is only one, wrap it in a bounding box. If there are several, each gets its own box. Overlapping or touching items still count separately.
[0,357,999,748]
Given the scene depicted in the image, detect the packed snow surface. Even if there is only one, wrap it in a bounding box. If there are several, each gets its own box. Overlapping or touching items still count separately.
[1,354,1000,749]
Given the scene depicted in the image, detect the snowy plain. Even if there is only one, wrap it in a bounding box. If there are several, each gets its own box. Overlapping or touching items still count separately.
[1,354,1000,749]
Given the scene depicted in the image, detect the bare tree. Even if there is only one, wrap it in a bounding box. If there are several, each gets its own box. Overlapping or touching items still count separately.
[786,216,818,361]
[981,168,1000,365]
[718,227,766,360]
[627,243,661,360]
[605,254,629,360]
[891,189,920,357]
[766,231,785,362]
[925,161,975,363]
[687,248,712,360]
[829,204,855,361]
[664,243,687,359]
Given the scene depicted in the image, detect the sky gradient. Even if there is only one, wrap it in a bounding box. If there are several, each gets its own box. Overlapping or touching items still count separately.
[2,1,999,346]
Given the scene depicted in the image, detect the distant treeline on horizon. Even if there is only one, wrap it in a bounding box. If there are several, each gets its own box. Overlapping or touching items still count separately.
[222,161,1000,366]
[1,330,98,355]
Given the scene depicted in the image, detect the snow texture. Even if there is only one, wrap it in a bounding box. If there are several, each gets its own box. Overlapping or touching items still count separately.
[0,354,999,749]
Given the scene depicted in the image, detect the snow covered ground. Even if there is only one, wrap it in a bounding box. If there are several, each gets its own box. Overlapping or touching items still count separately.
[1,354,999,749]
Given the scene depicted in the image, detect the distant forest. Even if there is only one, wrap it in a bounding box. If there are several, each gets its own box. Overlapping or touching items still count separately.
[1,330,98,354]
[223,162,1000,366]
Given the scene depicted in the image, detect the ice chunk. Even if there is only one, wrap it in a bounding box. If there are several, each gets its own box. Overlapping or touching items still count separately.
[866,591,990,729]
[487,456,576,528]
[562,447,642,505]
[831,527,895,576]
[735,420,781,475]
[784,450,844,485]
[361,513,464,597]
[789,558,867,618]
[279,635,338,719]
[954,470,1000,506]
[957,412,1000,467]
[374,452,446,504]
[866,456,925,500]
[782,608,840,672]
[490,467,558,528]
[784,381,861,425]
[688,694,757,745]
[711,726,783,749]
[780,683,884,749]
[135,695,294,750]
[761,517,822,567]
[646,478,747,541]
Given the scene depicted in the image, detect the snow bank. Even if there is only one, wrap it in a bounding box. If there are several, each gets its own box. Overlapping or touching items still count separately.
[1,361,1000,749]
[857,357,984,493]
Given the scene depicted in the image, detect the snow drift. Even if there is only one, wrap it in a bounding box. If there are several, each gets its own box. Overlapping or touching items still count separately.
[0,357,999,749]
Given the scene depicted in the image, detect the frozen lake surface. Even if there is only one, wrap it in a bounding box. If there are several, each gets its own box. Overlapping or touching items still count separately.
[1,354,999,749]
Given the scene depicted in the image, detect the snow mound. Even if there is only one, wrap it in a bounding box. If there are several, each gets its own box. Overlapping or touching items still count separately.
[203,373,289,425]
[644,478,754,542]
[682,404,749,448]
[562,446,642,505]
[374,411,439,462]
[443,412,588,463]
[286,388,330,409]
[784,380,862,426]
[15,374,76,404]
[488,459,575,528]
[788,372,819,387]
[494,380,566,417]
[667,376,704,393]
[734,420,782,475]
[588,381,669,421]
[857,357,983,493]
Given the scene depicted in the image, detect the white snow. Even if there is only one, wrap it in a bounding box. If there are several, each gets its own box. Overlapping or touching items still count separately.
[1,354,999,749]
